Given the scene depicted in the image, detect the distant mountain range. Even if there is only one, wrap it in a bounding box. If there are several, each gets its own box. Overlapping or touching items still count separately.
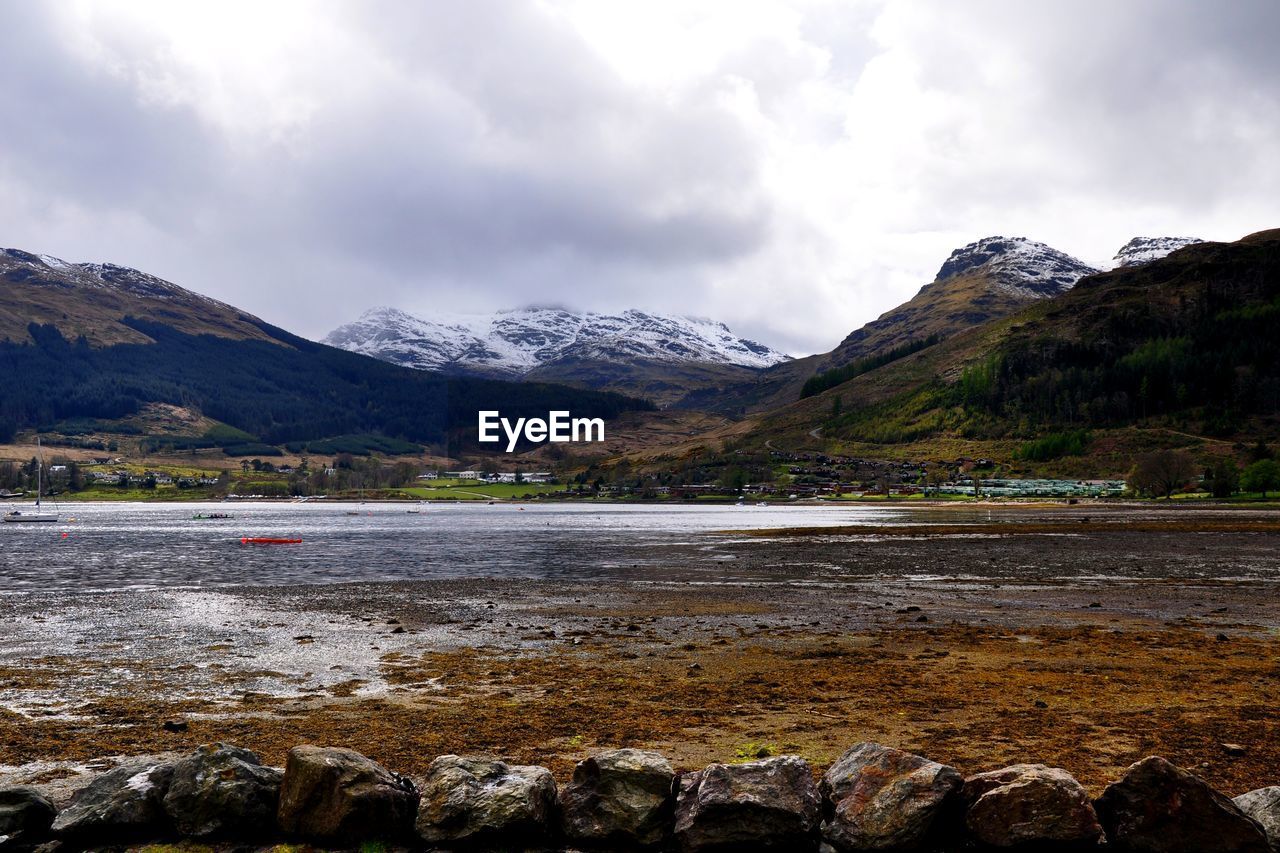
[326,235,1203,411]
[0,248,651,451]
[325,306,790,375]
[324,307,791,406]
[0,230,1225,465]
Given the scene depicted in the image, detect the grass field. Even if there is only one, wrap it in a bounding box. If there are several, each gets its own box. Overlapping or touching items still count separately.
[398,482,569,501]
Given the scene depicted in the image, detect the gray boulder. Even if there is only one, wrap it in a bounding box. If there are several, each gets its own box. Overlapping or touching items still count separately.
[276,745,418,845]
[162,743,282,840]
[560,748,675,847]
[0,786,56,844]
[819,742,962,852]
[674,755,821,852]
[1234,787,1280,853]
[1095,756,1268,853]
[416,755,557,847]
[51,759,175,843]
[962,763,1103,848]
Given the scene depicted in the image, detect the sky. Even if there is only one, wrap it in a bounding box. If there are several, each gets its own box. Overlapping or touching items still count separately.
[1,1,1278,357]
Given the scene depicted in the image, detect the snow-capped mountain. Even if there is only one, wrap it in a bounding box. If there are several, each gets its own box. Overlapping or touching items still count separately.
[1109,237,1204,268]
[935,237,1100,298]
[324,306,791,379]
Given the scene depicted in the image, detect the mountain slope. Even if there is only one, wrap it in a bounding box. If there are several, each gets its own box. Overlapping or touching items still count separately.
[676,237,1100,414]
[746,229,1280,458]
[0,248,652,449]
[323,306,790,406]
[0,248,277,346]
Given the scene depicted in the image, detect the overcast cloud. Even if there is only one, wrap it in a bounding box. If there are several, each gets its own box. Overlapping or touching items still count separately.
[1,0,1277,355]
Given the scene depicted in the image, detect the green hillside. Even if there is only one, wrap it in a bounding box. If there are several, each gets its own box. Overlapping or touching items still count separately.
[745,230,1280,473]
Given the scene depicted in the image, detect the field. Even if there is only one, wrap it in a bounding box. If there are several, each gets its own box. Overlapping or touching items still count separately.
[398,481,569,501]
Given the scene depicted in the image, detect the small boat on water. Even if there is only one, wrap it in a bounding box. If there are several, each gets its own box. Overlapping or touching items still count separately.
[3,438,57,524]
[239,537,302,545]
[193,513,234,520]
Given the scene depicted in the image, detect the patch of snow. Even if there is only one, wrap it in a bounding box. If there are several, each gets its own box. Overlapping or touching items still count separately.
[37,253,71,270]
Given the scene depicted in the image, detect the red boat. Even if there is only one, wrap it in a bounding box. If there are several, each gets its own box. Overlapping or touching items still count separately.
[239,537,302,545]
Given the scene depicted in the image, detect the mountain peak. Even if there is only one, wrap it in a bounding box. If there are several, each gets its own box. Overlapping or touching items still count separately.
[0,245,275,347]
[1110,236,1204,268]
[2,247,232,308]
[936,237,1099,298]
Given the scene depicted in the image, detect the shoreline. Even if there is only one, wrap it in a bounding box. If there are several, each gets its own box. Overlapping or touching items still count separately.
[2,509,1278,804]
[13,494,1280,509]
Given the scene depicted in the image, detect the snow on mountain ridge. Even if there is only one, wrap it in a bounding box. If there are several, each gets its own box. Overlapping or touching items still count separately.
[935,237,1100,298]
[324,305,792,377]
[1109,237,1204,268]
[2,248,235,310]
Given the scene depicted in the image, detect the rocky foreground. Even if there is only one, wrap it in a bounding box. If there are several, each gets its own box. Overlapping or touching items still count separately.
[2,740,1278,851]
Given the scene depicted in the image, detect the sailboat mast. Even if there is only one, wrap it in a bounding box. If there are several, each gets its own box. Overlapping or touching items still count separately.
[36,437,42,509]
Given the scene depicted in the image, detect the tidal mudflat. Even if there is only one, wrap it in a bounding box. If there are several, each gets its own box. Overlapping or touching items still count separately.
[0,502,1276,803]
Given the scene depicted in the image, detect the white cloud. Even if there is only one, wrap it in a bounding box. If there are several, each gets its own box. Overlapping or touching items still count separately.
[0,0,1277,356]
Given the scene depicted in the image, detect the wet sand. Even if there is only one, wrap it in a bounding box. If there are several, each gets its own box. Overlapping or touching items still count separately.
[1,509,1278,802]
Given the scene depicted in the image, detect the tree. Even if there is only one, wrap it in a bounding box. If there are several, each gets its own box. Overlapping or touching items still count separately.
[1129,450,1196,498]
[1241,459,1280,498]
[1204,461,1239,499]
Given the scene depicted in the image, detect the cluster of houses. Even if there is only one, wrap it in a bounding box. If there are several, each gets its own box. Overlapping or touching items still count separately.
[935,478,1128,498]
[84,469,220,488]
[418,470,555,484]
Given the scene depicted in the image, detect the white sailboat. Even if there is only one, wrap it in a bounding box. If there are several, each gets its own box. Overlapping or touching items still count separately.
[3,438,58,523]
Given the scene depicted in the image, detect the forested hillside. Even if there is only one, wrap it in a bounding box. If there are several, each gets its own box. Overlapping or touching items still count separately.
[749,230,1280,458]
[0,318,652,451]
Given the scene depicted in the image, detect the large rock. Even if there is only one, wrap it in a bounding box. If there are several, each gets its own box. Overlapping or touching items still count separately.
[276,745,418,845]
[560,748,675,848]
[961,763,1103,848]
[0,786,56,844]
[1095,756,1268,853]
[416,755,557,847]
[51,759,175,843]
[1234,787,1280,853]
[819,742,962,852]
[162,743,282,840]
[674,755,821,852]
